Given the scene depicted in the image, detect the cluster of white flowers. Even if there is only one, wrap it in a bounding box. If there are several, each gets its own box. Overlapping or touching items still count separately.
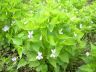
[36,49,57,60]
[12,57,17,62]
[50,49,57,58]
[36,52,43,60]
[28,31,33,39]
[59,28,63,34]
[2,25,9,32]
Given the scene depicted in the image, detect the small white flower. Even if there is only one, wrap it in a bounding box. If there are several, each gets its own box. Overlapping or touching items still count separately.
[39,35,42,40]
[28,31,33,39]
[86,52,90,56]
[51,49,56,54]
[36,52,43,60]
[50,53,56,58]
[80,24,83,29]
[50,49,57,58]
[12,57,17,62]
[2,25,9,32]
[59,29,63,34]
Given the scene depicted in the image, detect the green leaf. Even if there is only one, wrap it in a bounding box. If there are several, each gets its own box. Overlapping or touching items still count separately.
[16,46,23,58]
[41,64,48,72]
[49,59,57,68]
[48,35,56,46]
[59,50,69,63]
[0,61,3,71]
[12,38,22,45]
[27,51,37,61]
[54,65,60,72]
[29,61,40,68]
[47,24,55,32]
[36,64,48,72]
[32,43,41,52]
[17,33,24,38]
[64,39,75,45]
[17,58,27,69]
[56,46,63,56]
[77,64,94,72]
[58,35,75,45]
[91,44,96,57]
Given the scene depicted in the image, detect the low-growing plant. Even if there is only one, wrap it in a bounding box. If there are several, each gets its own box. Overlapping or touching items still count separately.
[0,0,96,72]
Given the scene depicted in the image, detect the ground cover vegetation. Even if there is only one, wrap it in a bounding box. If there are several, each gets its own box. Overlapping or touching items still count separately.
[0,0,96,72]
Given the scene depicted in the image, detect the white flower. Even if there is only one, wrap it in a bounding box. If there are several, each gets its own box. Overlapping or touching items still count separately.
[2,25,9,32]
[28,31,33,39]
[12,57,17,62]
[36,52,43,60]
[80,24,83,29]
[59,29,63,34]
[86,52,90,56]
[39,35,42,40]
[50,49,57,58]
